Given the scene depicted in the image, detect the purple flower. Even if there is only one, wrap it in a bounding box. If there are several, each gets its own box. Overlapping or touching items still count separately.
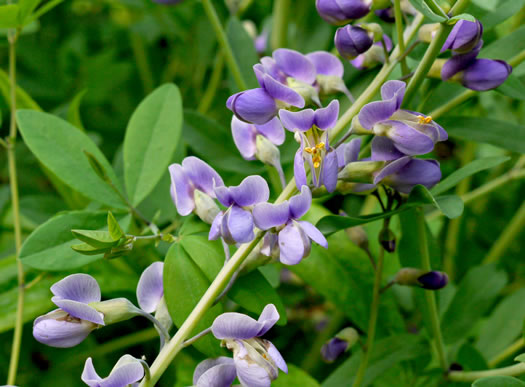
[231,116,285,161]
[210,176,270,244]
[306,51,351,98]
[253,186,328,265]
[335,25,374,60]
[82,355,144,387]
[199,304,287,387]
[356,80,448,156]
[279,100,340,192]
[169,157,224,224]
[315,0,371,25]
[33,274,104,348]
[350,34,392,70]
[321,338,348,362]
[395,268,449,290]
[442,20,483,54]
[458,59,512,91]
[255,30,269,55]
[136,262,164,314]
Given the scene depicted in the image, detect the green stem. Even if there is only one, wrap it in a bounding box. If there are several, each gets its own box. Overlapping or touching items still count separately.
[394,0,409,75]
[271,0,290,50]
[6,28,24,387]
[129,31,154,94]
[448,362,525,382]
[201,0,247,91]
[416,208,448,371]
[197,51,225,114]
[352,246,385,387]
[182,327,211,348]
[483,200,525,264]
[489,338,525,367]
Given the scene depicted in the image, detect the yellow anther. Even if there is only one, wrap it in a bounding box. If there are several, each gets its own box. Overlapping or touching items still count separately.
[313,161,320,168]
[304,147,313,154]
[417,115,433,124]
[316,142,325,149]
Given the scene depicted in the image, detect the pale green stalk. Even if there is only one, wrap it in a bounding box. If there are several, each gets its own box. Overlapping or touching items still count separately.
[448,362,525,382]
[271,0,290,50]
[489,338,525,367]
[130,31,154,93]
[394,0,409,75]
[198,51,225,113]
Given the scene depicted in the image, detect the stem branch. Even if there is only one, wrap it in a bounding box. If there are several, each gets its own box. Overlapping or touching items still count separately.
[448,362,525,382]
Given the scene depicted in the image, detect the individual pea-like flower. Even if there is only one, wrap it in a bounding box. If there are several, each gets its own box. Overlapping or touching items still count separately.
[210,176,270,244]
[253,186,328,265]
[33,274,105,348]
[82,355,145,387]
[321,327,359,363]
[394,268,449,290]
[195,304,287,387]
[137,262,172,331]
[355,80,448,156]
[441,19,483,54]
[315,0,371,25]
[335,25,373,60]
[231,116,285,168]
[442,56,512,91]
[169,156,224,224]
[305,51,352,99]
[279,100,340,192]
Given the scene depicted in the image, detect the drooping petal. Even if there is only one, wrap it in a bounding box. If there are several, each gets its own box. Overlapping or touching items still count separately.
[169,163,195,216]
[209,212,223,241]
[211,313,264,340]
[34,309,97,348]
[257,304,280,336]
[321,150,338,192]
[386,120,436,156]
[370,136,405,161]
[229,88,278,125]
[193,358,237,387]
[225,205,255,244]
[358,80,405,130]
[136,262,164,314]
[255,117,285,145]
[266,341,288,373]
[373,156,411,185]
[380,80,405,109]
[262,75,305,108]
[278,223,308,265]
[81,358,103,386]
[314,99,339,130]
[279,108,315,132]
[294,149,308,189]
[306,51,344,77]
[230,175,270,206]
[289,185,312,220]
[51,298,105,325]
[182,156,224,197]
[232,116,257,160]
[461,59,512,91]
[104,357,145,387]
[253,202,291,230]
[298,220,328,248]
[50,273,101,304]
[273,48,317,84]
[386,158,442,193]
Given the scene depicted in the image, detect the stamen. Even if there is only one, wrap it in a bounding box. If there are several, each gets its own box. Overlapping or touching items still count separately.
[417,115,433,124]
[304,147,313,154]
[316,142,325,149]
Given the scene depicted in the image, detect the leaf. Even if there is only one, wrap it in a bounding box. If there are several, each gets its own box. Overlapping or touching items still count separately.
[124,84,183,206]
[19,211,125,271]
[70,230,119,249]
[437,116,525,154]
[17,110,126,208]
[322,334,428,387]
[481,25,525,60]
[407,185,465,219]
[273,365,320,387]
[431,156,510,195]
[480,0,525,29]
[26,0,64,24]
[0,68,41,110]
[107,211,124,240]
[163,243,224,357]
[448,13,476,24]
[226,16,259,92]
[497,74,525,101]
[476,288,525,360]
[408,0,447,22]
[66,89,87,130]
[441,265,507,344]
[0,4,20,28]
[472,376,525,387]
[18,0,41,26]
[516,354,525,363]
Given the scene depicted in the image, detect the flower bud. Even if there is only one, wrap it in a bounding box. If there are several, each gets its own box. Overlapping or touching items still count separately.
[335,25,373,60]
[459,59,512,91]
[345,225,369,250]
[194,189,221,224]
[321,327,359,362]
[378,228,396,252]
[442,20,483,54]
[90,298,141,325]
[394,268,449,290]
[316,0,371,25]
[255,134,281,167]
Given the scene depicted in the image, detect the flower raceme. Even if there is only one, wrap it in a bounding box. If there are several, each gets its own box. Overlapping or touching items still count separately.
[193,304,287,387]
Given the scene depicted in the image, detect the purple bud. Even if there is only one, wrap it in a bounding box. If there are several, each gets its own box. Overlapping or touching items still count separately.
[417,271,449,290]
[378,228,396,252]
[442,20,483,54]
[460,59,512,91]
[321,338,348,362]
[227,89,278,125]
[316,0,371,25]
[375,7,395,22]
[335,25,373,60]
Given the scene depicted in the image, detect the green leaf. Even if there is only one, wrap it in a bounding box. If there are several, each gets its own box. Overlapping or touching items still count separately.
[273,365,319,387]
[123,84,183,206]
[476,288,525,360]
[481,25,525,60]
[0,4,20,28]
[322,334,428,386]
[497,74,525,101]
[0,68,41,111]
[17,110,126,208]
[480,0,525,29]
[18,0,41,25]
[66,89,87,130]
[19,211,126,271]
[70,230,119,249]
[448,13,476,24]
[107,211,124,240]
[441,265,507,344]
[515,354,525,363]
[437,116,525,154]
[473,376,525,387]
[163,243,223,357]
[71,243,110,256]
[226,16,259,92]
[407,185,467,219]
[408,0,447,22]
[26,0,64,24]
[431,156,510,195]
